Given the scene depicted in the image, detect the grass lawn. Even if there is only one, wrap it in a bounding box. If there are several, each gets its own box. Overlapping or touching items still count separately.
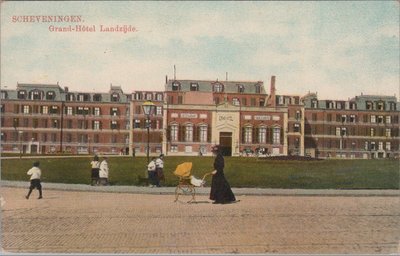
[1,156,399,189]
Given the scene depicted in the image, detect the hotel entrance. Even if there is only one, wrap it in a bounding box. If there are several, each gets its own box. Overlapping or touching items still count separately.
[219,132,232,156]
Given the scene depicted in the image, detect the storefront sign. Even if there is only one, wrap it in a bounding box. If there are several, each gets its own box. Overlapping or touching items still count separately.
[254,115,271,120]
[180,113,198,118]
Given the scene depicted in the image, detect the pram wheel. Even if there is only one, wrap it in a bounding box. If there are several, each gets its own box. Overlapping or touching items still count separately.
[174,178,196,203]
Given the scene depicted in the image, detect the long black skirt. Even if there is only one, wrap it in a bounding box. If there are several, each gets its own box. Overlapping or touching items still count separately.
[209,174,236,203]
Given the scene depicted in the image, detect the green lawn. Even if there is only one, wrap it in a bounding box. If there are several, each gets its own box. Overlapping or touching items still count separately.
[1,156,399,189]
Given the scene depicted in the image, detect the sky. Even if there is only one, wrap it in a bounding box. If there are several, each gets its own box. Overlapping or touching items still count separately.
[1,1,399,100]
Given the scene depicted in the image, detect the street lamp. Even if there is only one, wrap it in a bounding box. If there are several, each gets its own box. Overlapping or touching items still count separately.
[18,130,23,158]
[142,100,156,163]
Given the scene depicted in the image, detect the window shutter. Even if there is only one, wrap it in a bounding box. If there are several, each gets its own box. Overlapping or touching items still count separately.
[178,125,184,142]
[252,127,257,143]
[166,125,171,141]
[207,125,212,142]
[280,127,284,144]
[241,127,245,143]
[193,125,198,142]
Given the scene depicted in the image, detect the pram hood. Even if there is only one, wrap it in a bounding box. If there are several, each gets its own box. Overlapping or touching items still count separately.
[174,162,192,177]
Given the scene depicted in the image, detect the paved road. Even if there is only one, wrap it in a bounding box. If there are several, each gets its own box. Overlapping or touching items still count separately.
[1,185,400,255]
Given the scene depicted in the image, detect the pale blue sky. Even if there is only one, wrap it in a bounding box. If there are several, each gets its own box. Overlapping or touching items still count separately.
[1,1,399,99]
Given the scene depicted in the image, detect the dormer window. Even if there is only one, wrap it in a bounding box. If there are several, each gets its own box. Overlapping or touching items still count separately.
[238,84,244,93]
[77,94,90,102]
[172,81,181,91]
[66,93,75,101]
[376,101,385,111]
[93,94,102,102]
[18,90,27,99]
[0,91,7,99]
[46,91,55,100]
[311,99,318,108]
[255,84,261,94]
[213,82,224,93]
[111,93,119,102]
[190,83,199,91]
[366,101,373,110]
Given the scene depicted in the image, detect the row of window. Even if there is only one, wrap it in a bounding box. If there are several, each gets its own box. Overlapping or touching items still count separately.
[10,104,130,116]
[307,125,397,137]
[12,117,129,130]
[171,82,263,94]
[310,99,396,111]
[0,132,128,144]
[310,113,398,124]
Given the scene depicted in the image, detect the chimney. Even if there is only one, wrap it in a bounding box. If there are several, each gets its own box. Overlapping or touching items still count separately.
[270,76,276,107]
[64,87,69,92]
[165,75,168,84]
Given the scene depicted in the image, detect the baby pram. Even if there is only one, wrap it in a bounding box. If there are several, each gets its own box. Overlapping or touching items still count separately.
[173,162,212,203]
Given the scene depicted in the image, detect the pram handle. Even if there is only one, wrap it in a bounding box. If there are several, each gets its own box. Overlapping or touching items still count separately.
[201,172,213,181]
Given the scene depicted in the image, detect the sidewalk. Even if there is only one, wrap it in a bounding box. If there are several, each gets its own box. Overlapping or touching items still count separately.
[1,180,399,197]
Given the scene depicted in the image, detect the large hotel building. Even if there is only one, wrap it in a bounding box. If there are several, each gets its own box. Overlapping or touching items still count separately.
[1,76,399,159]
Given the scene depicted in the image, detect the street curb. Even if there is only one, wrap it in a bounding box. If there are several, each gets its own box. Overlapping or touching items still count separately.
[1,180,399,197]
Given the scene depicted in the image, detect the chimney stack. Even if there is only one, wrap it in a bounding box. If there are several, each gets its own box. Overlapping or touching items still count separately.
[270,76,276,107]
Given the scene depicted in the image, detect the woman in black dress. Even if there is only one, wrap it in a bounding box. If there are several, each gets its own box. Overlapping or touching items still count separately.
[209,146,236,204]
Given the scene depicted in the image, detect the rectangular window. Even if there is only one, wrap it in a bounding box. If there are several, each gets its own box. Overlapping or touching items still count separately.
[111,108,118,116]
[350,115,356,123]
[293,123,300,133]
[377,116,384,124]
[23,105,30,114]
[370,115,376,123]
[111,120,118,129]
[94,107,100,116]
[178,96,183,104]
[250,98,256,106]
[199,126,208,142]
[386,142,391,151]
[185,125,193,142]
[170,145,178,153]
[171,125,178,141]
[258,127,266,143]
[244,127,252,143]
[385,128,391,137]
[134,120,141,129]
[156,106,162,116]
[67,107,73,115]
[273,127,280,144]
[386,116,391,124]
[341,115,347,123]
[42,106,48,114]
[336,127,341,136]
[370,128,375,137]
[94,121,100,130]
[327,114,332,122]
[378,141,383,150]
[311,113,317,121]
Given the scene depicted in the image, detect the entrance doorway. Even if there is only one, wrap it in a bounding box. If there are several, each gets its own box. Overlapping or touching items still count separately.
[219,132,232,156]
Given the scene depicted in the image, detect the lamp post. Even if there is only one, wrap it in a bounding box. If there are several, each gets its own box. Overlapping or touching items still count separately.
[18,130,23,158]
[142,101,156,163]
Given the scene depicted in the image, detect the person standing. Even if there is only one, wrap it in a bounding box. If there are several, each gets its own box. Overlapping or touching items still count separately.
[90,155,100,186]
[209,146,236,204]
[99,157,109,186]
[155,154,165,186]
[26,161,43,199]
[147,157,157,187]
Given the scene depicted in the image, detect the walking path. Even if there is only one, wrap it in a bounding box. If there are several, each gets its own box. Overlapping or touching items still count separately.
[1,181,399,255]
[1,180,399,197]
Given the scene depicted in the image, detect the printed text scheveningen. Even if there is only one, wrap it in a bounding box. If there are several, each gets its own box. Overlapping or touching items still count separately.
[12,15,83,23]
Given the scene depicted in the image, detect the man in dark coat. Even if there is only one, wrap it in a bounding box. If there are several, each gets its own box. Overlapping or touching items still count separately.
[209,145,236,204]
